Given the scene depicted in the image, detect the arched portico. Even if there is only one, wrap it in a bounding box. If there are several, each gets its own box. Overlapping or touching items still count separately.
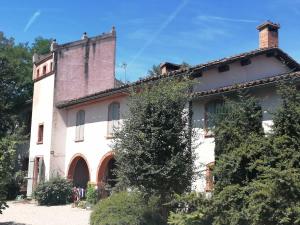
[67,154,90,189]
[96,151,117,197]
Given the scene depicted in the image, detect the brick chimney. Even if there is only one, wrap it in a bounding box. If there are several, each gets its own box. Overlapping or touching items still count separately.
[257,21,280,48]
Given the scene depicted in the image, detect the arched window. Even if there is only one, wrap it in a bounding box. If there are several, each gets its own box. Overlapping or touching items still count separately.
[107,102,120,136]
[75,110,85,141]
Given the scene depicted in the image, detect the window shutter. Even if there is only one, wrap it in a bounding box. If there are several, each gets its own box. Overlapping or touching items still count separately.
[75,110,85,141]
[108,102,120,136]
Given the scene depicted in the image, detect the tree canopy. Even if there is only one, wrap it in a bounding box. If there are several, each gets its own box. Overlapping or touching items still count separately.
[114,78,196,201]
[168,85,300,225]
[0,31,51,213]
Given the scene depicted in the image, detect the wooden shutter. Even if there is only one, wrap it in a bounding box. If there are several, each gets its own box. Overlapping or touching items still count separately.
[108,102,120,136]
[75,110,85,141]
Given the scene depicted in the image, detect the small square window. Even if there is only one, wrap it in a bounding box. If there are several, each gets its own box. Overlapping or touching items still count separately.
[37,124,44,144]
[218,65,230,73]
[240,58,251,66]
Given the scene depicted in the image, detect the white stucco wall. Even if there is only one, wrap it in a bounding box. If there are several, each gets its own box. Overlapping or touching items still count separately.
[194,56,290,92]
[27,52,290,196]
[27,74,55,196]
[63,96,128,184]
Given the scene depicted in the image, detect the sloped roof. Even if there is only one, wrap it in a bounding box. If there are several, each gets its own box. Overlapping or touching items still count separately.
[56,47,300,108]
[193,71,300,98]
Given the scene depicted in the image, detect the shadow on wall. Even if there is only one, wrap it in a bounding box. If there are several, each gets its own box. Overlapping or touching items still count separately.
[0,222,28,225]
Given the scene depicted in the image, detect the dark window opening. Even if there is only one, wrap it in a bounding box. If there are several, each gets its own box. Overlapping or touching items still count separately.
[205,100,225,136]
[37,69,40,77]
[37,124,44,144]
[43,65,47,74]
[218,65,230,73]
[240,58,251,66]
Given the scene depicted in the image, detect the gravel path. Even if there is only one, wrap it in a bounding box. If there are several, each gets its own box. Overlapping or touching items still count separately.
[0,201,91,225]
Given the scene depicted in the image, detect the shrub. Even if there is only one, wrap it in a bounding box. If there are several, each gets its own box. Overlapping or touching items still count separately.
[86,182,98,206]
[33,176,72,205]
[90,191,166,225]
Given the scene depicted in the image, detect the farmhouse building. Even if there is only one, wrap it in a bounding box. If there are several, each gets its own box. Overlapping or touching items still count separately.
[27,21,300,197]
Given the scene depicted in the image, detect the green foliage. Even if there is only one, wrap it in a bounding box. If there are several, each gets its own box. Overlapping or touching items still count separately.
[4,170,27,200]
[0,32,51,212]
[147,64,161,77]
[168,85,300,224]
[114,78,195,200]
[0,136,16,213]
[31,36,52,55]
[86,182,98,205]
[243,84,300,225]
[90,191,166,225]
[33,177,73,206]
[168,192,212,225]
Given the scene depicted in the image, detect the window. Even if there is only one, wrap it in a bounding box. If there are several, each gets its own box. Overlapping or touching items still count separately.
[205,162,215,192]
[218,65,230,73]
[75,110,85,142]
[43,65,47,74]
[205,100,224,135]
[50,62,53,71]
[240,58,251,66]
[37,69,40,77]
[107,102,120,137]
[37,124,44,144]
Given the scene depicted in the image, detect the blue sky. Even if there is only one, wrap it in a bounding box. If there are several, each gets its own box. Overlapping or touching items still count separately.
[1,0,300,82]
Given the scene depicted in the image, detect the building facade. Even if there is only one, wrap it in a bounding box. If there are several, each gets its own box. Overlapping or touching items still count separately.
[27,22,300,197]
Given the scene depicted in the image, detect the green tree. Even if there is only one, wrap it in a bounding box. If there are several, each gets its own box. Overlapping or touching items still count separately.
[31,36,52,55]
[168,94,266,225]
[0,137,16,213]
[114,78,195,213]
[168,85,300,225]
[148,64,161,77]
[0,32,51,212]
[244,84,300,225]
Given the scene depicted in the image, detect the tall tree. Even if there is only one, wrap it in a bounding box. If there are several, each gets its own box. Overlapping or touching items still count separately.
[148,64,161,77]
[245,84,300,225]
[168,85,300,225]
[0,32,51,212]
[114,78,195,203]
[31,36,52,55]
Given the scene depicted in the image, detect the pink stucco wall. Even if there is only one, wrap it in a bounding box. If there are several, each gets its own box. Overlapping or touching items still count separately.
[55,33,116,103]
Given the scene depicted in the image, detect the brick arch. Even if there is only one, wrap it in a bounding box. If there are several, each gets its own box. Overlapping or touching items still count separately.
[96,151,115,185]
[67,154,91,188]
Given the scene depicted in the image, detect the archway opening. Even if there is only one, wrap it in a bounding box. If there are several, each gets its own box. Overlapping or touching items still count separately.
[97,152,117,198]
[68,156,90,189]
[104,158,117,189]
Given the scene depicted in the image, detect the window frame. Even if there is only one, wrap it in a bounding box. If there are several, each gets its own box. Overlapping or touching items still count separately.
[204,99,224,137]
[43,65,47,75]
[75,110,85,142]
[107,102,120,137]
[37,123,44,144]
